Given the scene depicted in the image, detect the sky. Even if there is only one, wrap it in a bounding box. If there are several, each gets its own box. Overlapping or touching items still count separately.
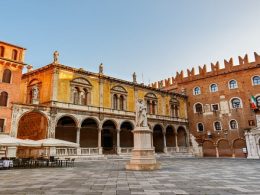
[1,0,260,84]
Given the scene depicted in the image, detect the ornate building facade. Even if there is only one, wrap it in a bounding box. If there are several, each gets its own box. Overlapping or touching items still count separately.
[151,53,260,158]
[3,43,190,157]
[0,41,26,156]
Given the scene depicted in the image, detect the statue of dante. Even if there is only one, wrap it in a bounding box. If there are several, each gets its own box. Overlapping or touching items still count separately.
[32,85,39,99]
[136,99,148,127]
[53,51,59,64]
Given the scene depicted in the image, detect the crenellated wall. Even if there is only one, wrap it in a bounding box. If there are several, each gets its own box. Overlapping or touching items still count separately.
[151,52,260,89]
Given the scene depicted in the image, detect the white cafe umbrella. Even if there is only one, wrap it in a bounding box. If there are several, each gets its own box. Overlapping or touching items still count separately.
[38,138,79,148]
[18,139,42,147]
[0,134,20,147]
[0,135,41,147]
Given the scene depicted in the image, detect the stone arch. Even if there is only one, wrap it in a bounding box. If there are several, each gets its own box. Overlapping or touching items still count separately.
[55,116,77,143]
[233,138,246,158]
[177,126,187,147]
[202,140,216,157]
[17,111,48,140]
[153,124,164,153]
[56,114,79,127]
[217,139,232,157]
[80,118,99,148]
[102,119,117,154]
[101,119,119,130]
[120,121,134,148]
[165,125,176,147]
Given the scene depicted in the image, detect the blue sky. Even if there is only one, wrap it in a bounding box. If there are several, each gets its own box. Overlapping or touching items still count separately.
[1,0,260,84]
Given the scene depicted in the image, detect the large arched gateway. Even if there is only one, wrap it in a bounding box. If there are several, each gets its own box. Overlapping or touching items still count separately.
[17,111,48,140]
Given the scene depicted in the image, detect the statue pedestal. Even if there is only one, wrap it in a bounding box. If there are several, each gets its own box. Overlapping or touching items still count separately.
[126,127,160,170]
[32,98,39,105]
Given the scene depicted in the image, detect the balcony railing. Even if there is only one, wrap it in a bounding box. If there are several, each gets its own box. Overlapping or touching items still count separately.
[120,147,133,154]
[48,101,188,122]
[81,147,99,155]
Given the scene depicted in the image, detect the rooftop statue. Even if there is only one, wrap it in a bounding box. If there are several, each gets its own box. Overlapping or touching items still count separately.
[53,51,59,64]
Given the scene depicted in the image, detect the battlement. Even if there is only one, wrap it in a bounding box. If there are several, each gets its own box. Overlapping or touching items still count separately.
[150,52,260,89]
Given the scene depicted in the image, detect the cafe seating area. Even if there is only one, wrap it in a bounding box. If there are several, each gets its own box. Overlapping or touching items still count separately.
[0,157,75,170]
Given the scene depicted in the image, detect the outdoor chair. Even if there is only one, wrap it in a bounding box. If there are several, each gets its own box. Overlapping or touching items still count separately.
[67,158,75,167]
[0,160,3,169]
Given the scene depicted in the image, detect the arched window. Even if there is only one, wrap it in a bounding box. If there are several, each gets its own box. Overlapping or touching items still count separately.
[230,120,238,129]
[193,87,201,95]
[113,94,118,109]
[252,76,260,86]
[0,91,8,107]
[145,93,157,114]
[197,123,204,132]
[73,87,80,104]
[119,95,124,110]
[195,103,203,113]
[70,78,92,106]
[2,69,11,83]
[111,86,127,110]
[170,98,179,117]
[256,96,260,107]
[12,49,18,61]
[214,121,222,131]
[231,98,242,108]
[229,80,238,89]
[210,84,218,92]
[82,88,88,105]
[0,46,4,57]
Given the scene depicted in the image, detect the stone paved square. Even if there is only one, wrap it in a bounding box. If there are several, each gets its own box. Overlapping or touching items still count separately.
[0,158,260,195]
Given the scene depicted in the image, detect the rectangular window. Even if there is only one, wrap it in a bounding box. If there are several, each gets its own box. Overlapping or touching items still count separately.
[211,104,219,111]
[0,119,4,132]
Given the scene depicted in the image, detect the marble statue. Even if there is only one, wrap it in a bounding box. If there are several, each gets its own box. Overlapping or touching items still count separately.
[136,99,147,127]
[53,51,59,64]
[32,85,39,99]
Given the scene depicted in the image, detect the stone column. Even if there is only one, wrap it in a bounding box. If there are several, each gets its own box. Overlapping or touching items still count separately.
[98,128,102,155]
[79,88,84,105]
[116,94,120,110]
[76,127,81,156]
[76,127,80,145]
[51,67,59,102]
[149,100,153,114]
[47,115,56,138]
[245,132,252,157]
[247,132,259,159]
[215,145,219,158]
[175,130,179,152]
[163,131,167,153]
[117,129,121,154]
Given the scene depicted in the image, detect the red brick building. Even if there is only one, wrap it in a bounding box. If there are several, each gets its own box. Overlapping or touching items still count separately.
[151,53,260,157]
[0,41,26,134]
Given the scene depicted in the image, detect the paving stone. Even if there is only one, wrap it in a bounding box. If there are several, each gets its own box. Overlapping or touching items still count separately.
[0,158,260,194]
